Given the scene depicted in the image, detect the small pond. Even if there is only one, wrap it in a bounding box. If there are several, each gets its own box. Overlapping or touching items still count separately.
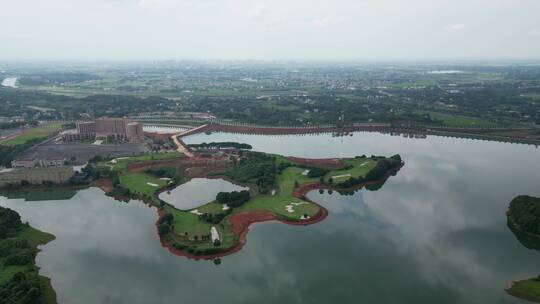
[158,178,247,210]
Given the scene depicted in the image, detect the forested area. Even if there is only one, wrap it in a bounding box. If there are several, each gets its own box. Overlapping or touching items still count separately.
[223,152,277,194]
[509,195,540,235]
[0,207,55,304]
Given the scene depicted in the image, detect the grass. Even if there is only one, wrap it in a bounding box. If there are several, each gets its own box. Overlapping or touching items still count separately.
[0,123,62,146]
[119,172,169,205]
[507,278,540,303]
[424,111,496,128]
[325,158,376,183]
[165,206,213,239]
[236,167,321,220]
[103,151,392,255]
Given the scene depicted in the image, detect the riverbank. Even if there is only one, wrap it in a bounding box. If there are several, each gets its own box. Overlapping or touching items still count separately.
[0,206,57,303]
[154,156,402,260]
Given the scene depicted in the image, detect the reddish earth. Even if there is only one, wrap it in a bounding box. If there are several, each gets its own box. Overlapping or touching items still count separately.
[92,179,113,193]
[158,207,329,260]
[128,156,228,172]
[285,157,347,169]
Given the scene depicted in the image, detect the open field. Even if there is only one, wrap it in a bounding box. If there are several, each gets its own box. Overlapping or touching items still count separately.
[119,172,169,204]
[0,123,62,146]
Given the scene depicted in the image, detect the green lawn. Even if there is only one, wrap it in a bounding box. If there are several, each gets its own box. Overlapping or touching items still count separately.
[1,123,62,146]
[507,279,540,303]
[119,172,170,204]
[324,158,376,183]
[236,167,320,220]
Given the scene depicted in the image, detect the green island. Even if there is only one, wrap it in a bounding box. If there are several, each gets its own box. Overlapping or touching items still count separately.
[0,206,56,304]
[506,195,540,303]
[88,149,403,258]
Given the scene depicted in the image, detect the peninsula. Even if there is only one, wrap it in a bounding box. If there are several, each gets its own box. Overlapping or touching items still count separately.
[89,146,403,259]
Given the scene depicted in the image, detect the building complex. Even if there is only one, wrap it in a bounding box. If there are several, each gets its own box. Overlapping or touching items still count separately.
[64,118,144,143]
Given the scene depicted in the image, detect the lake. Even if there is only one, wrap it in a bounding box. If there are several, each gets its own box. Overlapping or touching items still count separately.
[1,131,540,304]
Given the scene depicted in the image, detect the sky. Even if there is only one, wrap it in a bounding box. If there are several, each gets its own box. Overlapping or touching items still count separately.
[1,0,540,61]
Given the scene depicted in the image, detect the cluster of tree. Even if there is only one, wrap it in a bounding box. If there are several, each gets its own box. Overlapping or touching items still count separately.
[0,271,46,304]
[335,155,402,188]
[508,195,540,235]
[188,142,252,150]
[0,121,27,129]
[225,152,277,194]
[307,167,329,178]
[199,212,228,225]
[0,207,23,238]
[157,213,174,236]
[145,167,176,178]
[0,206,49,304]
[216,190,250,208]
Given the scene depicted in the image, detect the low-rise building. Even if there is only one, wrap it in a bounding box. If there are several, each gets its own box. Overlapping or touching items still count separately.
[0,166,75,187]
[11,157,66,168]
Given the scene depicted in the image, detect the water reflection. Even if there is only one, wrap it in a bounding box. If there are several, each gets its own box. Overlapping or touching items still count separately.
[0,131,539,303]
[158,178,247,210]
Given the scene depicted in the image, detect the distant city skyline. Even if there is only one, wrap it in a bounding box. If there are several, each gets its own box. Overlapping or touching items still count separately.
[1,0,539,61]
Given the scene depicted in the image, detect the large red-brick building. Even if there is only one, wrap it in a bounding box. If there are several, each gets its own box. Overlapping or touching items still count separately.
[67,118,144,143]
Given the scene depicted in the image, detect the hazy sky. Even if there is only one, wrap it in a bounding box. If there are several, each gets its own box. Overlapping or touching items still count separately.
[1,0,539,61]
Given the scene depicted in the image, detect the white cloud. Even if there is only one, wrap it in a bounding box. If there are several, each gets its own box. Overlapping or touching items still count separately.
[528,29,540,36]
[311,15,338,28]
[445,23,465,31]
[247,2,268,19]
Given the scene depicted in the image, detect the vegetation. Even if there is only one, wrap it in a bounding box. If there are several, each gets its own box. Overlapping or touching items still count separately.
[507,278,540,303]
[223,152,278,194]
[0,123,62,147]
[508,195,540,235]
[0,206,56,304]
[87,147,402,257]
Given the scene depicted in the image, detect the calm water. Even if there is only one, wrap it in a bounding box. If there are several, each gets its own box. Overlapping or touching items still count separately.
[1,132,540,304]
[159,178,247,210]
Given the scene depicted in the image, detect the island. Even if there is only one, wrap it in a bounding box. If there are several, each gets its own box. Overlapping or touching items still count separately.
[87,147,403,259]
[0,206,56,304]
[506,195,540,303]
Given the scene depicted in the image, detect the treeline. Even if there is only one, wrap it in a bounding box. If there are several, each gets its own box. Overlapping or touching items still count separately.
[509,195,540,235]
[335,155,402,189]
[188,142,252,150]
[0,207,53,304]
[199,191,250,225]
[216,190,250,208]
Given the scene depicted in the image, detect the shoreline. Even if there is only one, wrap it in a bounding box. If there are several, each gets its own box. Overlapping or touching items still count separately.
[155,160,402,260]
